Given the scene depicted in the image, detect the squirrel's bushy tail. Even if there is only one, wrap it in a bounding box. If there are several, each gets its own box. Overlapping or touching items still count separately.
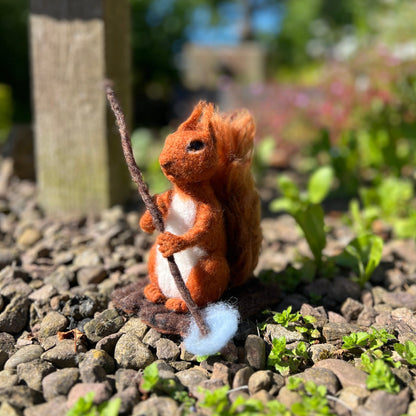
[207,104,262,286]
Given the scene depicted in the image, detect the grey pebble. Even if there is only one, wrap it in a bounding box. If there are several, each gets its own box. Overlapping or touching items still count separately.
[0,369,18,388]
[297,367,340,395]
[39,311,68,339]
[132,396,179,416]
[42,368,80,401]
[248,370,273,395]
[142,327,162,348]
[112,386,140,414]
[4,344,44,370]
[84,308,124,343]
[41,339,86,368]
[211,362,230,386]
[79,349,115,383]
[118,317,148,339]
[0,332,16,368]
[265,324,305,343]
[244,334,266,370]
[155,338,180,361]
[314,359,367,389]
[114,333,154,370]
[0,296,30,333]
[0,385,43,410]
[115,368,139,392]
[322,322,360,342]
[341,297,364,321]
[67,382,112,408]
[23,396,68,416]
[77,266,107,287]
[308,343,336,363]
[176,367,209,389]
[17,359,55,391]
[95,332,122,354]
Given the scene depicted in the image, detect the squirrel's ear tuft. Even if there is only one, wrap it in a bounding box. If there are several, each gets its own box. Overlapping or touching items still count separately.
[178,101,206,131]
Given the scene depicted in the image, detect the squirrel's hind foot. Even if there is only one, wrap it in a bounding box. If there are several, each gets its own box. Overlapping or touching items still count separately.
[165,298,188,313]
[144,283,166,304]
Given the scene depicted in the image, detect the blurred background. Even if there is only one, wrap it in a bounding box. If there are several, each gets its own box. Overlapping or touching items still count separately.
[1,0,416,229]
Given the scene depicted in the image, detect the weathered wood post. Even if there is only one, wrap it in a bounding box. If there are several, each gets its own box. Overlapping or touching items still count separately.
[30,0,131,215]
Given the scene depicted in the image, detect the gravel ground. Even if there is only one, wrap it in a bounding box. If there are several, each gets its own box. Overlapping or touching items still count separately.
[1,171,416,416]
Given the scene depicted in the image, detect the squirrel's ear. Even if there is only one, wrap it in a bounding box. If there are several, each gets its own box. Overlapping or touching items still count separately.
[200,103,216,144]
[178,101,206,131]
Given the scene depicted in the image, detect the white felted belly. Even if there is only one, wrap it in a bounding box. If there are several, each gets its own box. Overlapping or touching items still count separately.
[156,193,206,299]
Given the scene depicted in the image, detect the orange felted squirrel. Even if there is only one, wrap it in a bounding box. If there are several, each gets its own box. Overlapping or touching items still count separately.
[139,101,262,313]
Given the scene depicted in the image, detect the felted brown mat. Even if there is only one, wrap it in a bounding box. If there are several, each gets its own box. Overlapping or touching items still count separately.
[112,278,280,336]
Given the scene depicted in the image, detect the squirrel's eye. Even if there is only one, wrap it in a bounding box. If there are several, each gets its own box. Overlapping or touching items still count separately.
[186,140,205,152]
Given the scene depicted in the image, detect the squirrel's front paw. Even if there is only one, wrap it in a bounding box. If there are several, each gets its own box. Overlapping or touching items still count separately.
[139,212,155,233]
[157,232,184,258]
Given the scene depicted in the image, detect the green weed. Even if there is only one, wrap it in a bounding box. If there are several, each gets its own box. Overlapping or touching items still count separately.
[66,392,120,416]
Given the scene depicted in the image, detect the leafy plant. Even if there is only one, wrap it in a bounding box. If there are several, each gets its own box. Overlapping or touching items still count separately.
[394,341,416,365]
[360,354,400,394]
[268,336,310,375]
[287,378,336,416]
[270,166,334,267]
[335,234,384,287]
[66,392,121,416]
[342,328,396,351]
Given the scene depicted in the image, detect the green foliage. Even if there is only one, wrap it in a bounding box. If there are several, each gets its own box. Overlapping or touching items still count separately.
[342,328,396,351]
[66,392,121,416]
[141,362,160,392]
[361,354,400,394]
[270,166,334,266]
[268,337,310,375]
[0,83,12,143]
[335,234,384,287]
[287,378,336,416]
[394,341,416,366]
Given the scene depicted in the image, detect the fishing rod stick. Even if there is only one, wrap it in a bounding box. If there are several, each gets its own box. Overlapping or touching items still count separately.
[105,82,209,336]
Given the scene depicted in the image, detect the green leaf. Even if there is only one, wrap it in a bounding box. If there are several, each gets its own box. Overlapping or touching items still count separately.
[99,398,121,416]
[278,175,300,200]
[141,362,160,392]
[294,204,326,264]
[270,197,297,214]
[307,166,334,204]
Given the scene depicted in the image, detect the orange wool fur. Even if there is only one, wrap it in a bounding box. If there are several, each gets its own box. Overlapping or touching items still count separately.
[139,102,262,313]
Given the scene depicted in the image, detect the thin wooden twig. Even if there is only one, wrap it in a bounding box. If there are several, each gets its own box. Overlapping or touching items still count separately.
[105,81,209,336]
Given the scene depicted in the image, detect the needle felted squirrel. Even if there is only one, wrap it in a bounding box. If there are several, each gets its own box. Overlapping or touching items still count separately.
[139,101,262,313]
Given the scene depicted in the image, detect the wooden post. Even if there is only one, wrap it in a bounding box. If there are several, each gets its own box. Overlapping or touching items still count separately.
[30,0,131,215]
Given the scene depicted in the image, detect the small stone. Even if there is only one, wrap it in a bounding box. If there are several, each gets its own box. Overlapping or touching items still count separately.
[119,318,148,339]
[211,362,230,386]
[113,386,140,415]
[251,389,273,405]
[154,338,179,361]
[0,249,19,269]
[265,324,305,343]
[95,333,122,354]
[115,368,139,392]
[23,396,67,416]
[41,339,87,368]
[17,359,55,391]
[84,309,125,343]
[356,387,410,416]
[44,267,73,292]
[309,343,336,363]
[73,249,102,268]
[176,367,209,390]
[132,396,179,416]
[142,328,162,348]
[170,361,192,372]
[328,311,348,323]
[298,367,340,395]
[0,296,30,333]
[0,402,21,416]
[114,333,154,370]
[67,382,112,408]
[277,386,301,408]
[299,304,328,328]
[17,227,42,248]
[383,291,416,310]
[248,370,273,395]
[42,368,80,401]
[0,332,15,368]
[77,266,107,287]
[357,305,377,326]
[28,285,58,304]
[335,385,369,411]
[322,322,360,342]
[245,335,266,370]
[79,349,115,383]
[268,373,285,396]
[341,298,364,321]
[0,386,43,409]
[4,345,44,370]
[328,276,361,303]
[39,311,68,338]
[62,295,98,320]
[407,400,416,416]
[314,359,367,389]
[0,369,18,388]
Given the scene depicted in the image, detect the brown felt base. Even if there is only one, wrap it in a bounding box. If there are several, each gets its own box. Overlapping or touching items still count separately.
[112,278,280,336]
